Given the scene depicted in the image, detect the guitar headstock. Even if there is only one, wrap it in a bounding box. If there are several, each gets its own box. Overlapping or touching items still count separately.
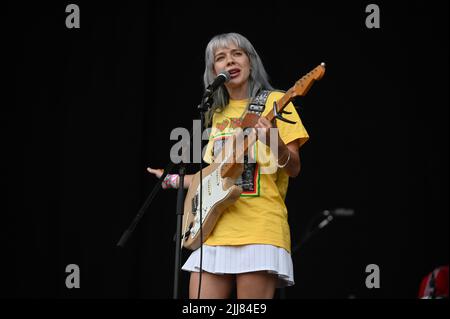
[269,62,326,121]
[290,62,326,98]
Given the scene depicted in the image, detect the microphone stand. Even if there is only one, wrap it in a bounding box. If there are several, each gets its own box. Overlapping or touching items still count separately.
[116,161,177,248]
[291,210,334,255]
[279,209,335,299]
[194,94,213,299]
[116,158,187,299]
[116,92,214,299]
[173,163,185,299]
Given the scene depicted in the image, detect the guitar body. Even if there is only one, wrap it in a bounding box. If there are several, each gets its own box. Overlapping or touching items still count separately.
[182,162,243,250]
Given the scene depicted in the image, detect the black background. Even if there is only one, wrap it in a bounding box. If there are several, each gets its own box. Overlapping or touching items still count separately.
[3,1,448,299]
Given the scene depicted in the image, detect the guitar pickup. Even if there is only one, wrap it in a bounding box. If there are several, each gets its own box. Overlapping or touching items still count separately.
[192,194,198,214]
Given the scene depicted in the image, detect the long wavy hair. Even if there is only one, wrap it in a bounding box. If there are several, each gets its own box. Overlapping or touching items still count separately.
[203,33,273,127]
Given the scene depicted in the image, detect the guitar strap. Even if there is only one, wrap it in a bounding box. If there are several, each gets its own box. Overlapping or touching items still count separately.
[246,89,285,118]
[247,89,271,116]
[234,89,284,194]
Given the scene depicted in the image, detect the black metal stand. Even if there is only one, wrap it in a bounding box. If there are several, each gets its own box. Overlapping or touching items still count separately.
[279,209,335,299]
[116,85,218,299]
[173,164,185,299]
[116,161,176,248]
[116,159,187,298]
[193,95,213,298]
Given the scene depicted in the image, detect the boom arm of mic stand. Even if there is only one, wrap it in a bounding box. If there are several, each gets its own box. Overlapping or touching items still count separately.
[281,212,331,299]
[116,161,175,248]
[291,210,334,255]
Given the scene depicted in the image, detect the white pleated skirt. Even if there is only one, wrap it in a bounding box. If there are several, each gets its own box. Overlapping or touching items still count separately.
[181,244,294,288]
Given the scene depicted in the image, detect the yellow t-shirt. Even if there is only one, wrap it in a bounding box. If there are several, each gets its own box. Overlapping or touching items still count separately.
[202,91,309,253]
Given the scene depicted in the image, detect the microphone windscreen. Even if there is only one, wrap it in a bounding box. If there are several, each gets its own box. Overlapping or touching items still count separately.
[218,70,231,82]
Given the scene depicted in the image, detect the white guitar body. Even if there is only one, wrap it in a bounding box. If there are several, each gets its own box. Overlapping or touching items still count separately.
[182,161,243,250]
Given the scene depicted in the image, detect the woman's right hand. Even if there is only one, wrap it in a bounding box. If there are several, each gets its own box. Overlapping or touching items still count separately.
[147,167,164,179]
[147,166,192,189]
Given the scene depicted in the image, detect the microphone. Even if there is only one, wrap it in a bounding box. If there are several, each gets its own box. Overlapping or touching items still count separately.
[318,208,355,229]
[203,70,230,98]
[330,208,355,217]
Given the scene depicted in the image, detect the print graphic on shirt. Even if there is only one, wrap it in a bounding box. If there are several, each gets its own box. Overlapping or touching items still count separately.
[215,118,242,132]
[212,134,260,197]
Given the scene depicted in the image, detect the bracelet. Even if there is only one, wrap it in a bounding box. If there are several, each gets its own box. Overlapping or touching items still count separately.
[162,174,179,189]
[277,151,291,168]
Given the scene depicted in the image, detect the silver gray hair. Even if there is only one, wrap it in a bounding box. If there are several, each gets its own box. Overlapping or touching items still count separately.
[203,33,273,126]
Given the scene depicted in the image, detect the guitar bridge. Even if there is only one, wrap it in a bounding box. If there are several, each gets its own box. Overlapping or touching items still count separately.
[182,229,191,240]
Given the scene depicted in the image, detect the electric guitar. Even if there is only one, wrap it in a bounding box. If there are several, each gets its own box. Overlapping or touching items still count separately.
[182,63,326,250]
